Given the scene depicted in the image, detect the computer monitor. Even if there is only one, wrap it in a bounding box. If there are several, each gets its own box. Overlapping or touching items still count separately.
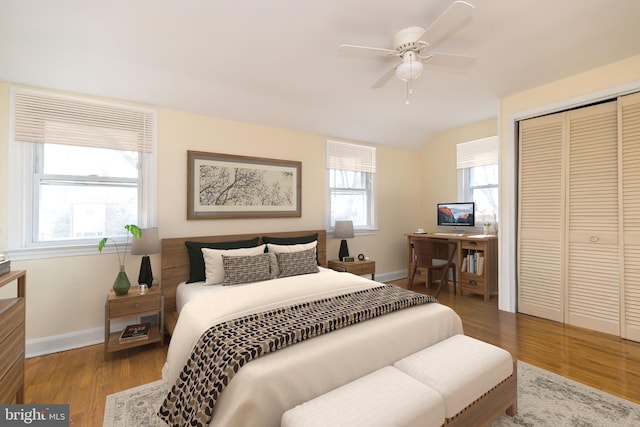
[437,202,475,227]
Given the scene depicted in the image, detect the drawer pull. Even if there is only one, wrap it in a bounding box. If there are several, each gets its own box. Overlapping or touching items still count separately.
[589,236,599,242]
[134,303,140,308]
[469,280,477,286]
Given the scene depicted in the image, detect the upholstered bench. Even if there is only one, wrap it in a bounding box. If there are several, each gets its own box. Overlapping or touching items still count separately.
[394,334,517,426]
[281,366,446,427]
[282,335,517,427]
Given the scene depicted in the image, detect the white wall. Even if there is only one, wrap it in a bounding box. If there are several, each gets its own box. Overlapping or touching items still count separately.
[0,82,421,355]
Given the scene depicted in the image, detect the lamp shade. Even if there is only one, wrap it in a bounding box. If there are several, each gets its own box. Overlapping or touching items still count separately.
[395,58,423,81]
[334,221,354,239]
[131,227,161,255]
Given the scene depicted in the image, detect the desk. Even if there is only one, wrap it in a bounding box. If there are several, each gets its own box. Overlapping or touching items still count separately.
[406,233,497,301]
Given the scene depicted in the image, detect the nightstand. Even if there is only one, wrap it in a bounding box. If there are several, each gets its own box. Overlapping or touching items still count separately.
[328,259,376,280]
[104,285,164,360]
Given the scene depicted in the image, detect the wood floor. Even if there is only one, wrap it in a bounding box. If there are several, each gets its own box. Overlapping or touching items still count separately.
[22,277,640,426]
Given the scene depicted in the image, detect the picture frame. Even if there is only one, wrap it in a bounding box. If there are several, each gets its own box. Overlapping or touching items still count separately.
[187,150,302,220]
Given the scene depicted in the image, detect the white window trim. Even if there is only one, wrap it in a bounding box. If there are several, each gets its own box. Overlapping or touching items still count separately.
[325,140,378,234]
[456,136,499,226]
[7,87,158,260]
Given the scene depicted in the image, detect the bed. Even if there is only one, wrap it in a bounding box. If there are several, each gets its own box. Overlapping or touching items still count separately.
[159,230,464,426]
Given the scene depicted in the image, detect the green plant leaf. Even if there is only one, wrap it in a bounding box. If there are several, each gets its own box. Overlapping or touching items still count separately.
[125,224,142,239]
[98,238,108,252]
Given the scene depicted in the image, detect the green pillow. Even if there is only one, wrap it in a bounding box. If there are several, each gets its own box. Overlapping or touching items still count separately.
[185,237,260,283]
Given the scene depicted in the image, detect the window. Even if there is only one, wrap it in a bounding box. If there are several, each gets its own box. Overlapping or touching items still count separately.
[326,140,376,232]
[9,88,157,258]
[456,136,499,225]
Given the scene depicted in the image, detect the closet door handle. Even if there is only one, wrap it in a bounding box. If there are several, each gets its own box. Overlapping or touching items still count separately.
[589,236,599,242]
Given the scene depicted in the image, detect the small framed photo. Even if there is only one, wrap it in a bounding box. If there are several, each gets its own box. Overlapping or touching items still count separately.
[342,256,355,263]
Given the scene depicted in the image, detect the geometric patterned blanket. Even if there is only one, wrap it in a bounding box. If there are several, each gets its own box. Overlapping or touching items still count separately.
[157,285,436,426]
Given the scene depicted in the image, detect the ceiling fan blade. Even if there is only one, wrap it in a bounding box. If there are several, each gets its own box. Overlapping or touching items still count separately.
[421,1,475,46]
[371,65,398,89]
[423,52,476,68]
[338,44,397,57]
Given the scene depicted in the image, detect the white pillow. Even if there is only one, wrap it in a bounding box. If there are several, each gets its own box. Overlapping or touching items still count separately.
[266,241,317,278]
[202,244,266,285]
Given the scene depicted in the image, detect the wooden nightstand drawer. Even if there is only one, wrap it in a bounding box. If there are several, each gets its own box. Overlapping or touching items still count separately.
[328,259,375,280]
[346,262,374,276]
[109,290,161,317]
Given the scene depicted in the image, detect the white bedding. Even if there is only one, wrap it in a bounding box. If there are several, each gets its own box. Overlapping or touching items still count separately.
[174,266,335,313]
[163,268,463,427]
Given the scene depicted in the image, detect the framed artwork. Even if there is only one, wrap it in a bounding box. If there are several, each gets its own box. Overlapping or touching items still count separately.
[187,150,302,219]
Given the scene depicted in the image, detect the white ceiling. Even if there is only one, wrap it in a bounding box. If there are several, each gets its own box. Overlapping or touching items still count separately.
[1,0,639,148]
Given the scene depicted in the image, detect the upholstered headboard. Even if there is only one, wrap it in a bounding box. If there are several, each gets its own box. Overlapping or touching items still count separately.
[160,229,327,312]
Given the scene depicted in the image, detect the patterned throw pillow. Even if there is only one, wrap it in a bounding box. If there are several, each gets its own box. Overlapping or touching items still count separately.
[221,253,272,286]
[202,244,266,285]
[266,241,317,278]
[276,248,319,278]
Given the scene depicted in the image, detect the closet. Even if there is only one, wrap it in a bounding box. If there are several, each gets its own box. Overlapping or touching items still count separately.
[518,92,640,342]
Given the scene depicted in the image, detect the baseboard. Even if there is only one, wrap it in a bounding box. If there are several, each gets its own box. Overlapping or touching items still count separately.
[26,318,133,358]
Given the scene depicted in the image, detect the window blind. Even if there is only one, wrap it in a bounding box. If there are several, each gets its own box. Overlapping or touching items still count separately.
[456,136,499,169]
[326,140,376,173]
[13,89,154,153]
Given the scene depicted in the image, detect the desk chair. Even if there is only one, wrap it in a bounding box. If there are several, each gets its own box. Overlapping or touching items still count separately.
[408,238,458,297]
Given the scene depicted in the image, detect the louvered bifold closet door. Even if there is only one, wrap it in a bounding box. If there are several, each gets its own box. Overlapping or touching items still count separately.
[566,101,619,335]
[620,92,640,342]
[518,114,565,322]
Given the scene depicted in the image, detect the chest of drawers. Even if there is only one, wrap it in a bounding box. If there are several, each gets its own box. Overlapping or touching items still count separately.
[0,270,26,404]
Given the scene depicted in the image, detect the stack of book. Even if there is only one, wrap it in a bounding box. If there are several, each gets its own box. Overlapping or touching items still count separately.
[119,322,150,343]
[461,251,484,276]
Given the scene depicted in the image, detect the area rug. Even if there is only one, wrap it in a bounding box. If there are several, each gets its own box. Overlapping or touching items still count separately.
[103,361,640,426]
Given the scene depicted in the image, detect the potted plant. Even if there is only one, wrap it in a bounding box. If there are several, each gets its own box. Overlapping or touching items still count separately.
[483,222,491,235]
[98,224,142,296]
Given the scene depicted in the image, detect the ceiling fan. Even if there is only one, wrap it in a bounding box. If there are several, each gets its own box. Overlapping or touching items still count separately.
[338,1,476,103]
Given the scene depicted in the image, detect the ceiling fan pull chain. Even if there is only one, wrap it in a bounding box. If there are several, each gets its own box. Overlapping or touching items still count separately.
[406,80,410,105]
[406,60,412,104]
[406,79,412,104]
[410,58,415,95]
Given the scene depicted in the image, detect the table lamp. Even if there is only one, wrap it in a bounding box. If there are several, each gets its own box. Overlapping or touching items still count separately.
[334,220,354,261]
[131,227,161,287]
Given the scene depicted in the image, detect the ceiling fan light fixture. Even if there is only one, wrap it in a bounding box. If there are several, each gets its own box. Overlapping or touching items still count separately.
[395,59,423,81]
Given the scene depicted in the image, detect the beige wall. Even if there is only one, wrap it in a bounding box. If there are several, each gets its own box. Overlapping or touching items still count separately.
[418,118,498,231]
[0,82,421,350]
